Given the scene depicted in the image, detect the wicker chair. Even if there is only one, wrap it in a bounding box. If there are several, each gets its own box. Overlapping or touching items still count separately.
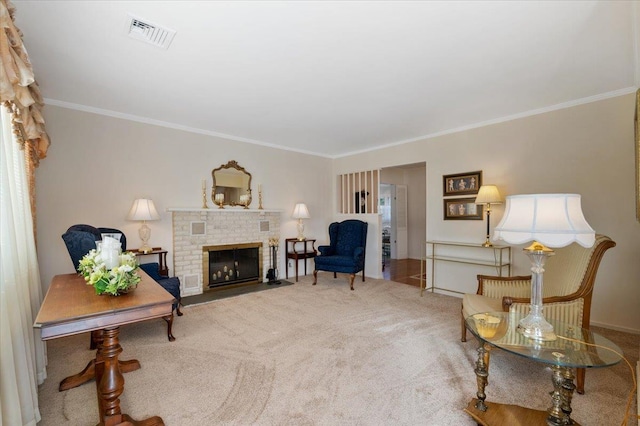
[461,234,615,394]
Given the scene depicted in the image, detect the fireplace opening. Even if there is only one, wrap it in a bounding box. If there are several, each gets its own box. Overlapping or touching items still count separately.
[202,242,262,291]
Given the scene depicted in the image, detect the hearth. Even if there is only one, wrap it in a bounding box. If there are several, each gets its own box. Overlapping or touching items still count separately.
[202,242,263,291]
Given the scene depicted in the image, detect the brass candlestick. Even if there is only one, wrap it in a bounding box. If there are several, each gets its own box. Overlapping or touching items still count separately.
[201,187,208,209]
[213,193,225,209]
[258,189,264,210]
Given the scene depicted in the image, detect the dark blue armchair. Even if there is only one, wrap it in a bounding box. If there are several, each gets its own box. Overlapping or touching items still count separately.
[313,220,368,290]
[62,224,182,342]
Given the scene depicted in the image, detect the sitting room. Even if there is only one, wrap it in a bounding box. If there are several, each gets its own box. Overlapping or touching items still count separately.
[1,1,639,425]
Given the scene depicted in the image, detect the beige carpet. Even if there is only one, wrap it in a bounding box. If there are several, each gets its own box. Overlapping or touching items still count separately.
[37,275,637,425]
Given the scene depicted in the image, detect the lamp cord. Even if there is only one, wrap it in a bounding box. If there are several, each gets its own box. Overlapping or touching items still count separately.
[555,334,638,426]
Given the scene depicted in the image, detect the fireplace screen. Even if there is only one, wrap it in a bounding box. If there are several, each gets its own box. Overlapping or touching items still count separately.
[203,242,262,290]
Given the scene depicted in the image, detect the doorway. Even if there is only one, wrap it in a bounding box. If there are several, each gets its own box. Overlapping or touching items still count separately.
[380,162,426,281]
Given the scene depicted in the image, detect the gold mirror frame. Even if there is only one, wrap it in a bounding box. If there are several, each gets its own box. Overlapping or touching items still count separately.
[211,160,252,207]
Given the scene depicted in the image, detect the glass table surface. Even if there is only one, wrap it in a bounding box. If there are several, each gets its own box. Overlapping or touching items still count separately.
[465,311,622,369]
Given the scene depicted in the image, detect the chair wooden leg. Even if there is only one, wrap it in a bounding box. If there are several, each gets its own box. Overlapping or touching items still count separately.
[461,313,467,342]
[361,269,365,282]
[576,367,585,394]
[163,313,176,342]
[349,274,355,291]
[175,299,183,317]
[313,270,318,285]
[333,272,337,279]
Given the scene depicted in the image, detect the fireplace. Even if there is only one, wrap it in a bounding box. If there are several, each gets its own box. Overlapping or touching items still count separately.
[169,208,280,296]
[202,242,263,291]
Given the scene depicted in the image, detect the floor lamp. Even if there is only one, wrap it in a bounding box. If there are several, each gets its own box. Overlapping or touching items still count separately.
[475,185,502,247]
[492,194,595,341]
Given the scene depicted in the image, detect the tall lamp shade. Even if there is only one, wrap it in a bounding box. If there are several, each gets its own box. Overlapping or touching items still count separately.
[292,203,310,241]
[127,198,160,254]
[493,194,595,341]
[474,185,502,247]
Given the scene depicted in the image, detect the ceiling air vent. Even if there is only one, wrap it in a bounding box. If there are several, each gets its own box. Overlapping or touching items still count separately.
[126,14,176,49]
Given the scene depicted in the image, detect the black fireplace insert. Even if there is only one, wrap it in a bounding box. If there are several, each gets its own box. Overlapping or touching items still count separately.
[203,243,261,289]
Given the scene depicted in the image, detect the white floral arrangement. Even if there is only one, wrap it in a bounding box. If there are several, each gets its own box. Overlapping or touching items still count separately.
[78,249,141,296]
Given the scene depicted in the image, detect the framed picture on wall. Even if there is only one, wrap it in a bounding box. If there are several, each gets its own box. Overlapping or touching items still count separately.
[444,197,483,220]
[443,170,482,196]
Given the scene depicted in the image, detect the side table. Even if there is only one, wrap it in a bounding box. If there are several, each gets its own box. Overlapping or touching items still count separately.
[285,238,316,282]
[464,311,622,426]
[130,247,169,276]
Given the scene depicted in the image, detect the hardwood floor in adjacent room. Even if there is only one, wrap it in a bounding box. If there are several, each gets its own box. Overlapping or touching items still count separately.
[382,257,423,287]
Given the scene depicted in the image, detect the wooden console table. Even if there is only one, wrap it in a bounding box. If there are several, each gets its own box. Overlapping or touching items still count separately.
[130,247,169,276]
[285,238,316,282]
[34,271,174,426]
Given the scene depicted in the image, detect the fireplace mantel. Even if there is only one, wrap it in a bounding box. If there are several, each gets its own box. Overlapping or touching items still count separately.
[167,207,283,213]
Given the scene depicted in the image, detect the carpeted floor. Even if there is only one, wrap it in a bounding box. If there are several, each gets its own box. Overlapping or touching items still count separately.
[37,275,637,425]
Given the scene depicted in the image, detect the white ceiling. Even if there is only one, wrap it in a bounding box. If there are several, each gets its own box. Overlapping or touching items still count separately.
[13,1,640,158]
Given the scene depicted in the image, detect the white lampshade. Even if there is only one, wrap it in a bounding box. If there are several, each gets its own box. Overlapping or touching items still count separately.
[127,199,160,221]
[493,194,595,248]
[292,203,310,219]
[475,185,502,205]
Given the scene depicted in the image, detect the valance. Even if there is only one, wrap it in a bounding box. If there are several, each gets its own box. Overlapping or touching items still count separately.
[0,0,49,162]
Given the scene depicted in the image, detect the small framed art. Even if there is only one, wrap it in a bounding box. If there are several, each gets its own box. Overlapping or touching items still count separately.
[443,171,482,196]
[444,197,483,220]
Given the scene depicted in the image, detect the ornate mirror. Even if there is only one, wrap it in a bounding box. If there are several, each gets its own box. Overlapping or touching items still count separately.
[211,160,252,207]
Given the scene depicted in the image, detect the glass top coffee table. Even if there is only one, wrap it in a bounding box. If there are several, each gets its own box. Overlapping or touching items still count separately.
[464,311,622,426]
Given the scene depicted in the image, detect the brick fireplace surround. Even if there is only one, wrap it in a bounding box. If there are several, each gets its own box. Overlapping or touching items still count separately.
[168,208,281,296]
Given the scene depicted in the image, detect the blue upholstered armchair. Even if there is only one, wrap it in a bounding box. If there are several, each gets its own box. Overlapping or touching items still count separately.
[313,219,368,290]
[62,224,182,342]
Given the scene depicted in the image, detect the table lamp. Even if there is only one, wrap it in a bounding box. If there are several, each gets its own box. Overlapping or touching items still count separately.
[127,198,160,254]
[492,194,595,341]
[474,185,502,247]
[292,203,310,241]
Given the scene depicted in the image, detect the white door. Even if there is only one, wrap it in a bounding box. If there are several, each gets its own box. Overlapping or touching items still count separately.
[391,184,408,259]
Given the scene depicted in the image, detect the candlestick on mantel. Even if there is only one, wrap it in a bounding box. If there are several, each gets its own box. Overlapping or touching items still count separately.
[214,193,225,209]
[258,185,264,210]
[201,182,208,209]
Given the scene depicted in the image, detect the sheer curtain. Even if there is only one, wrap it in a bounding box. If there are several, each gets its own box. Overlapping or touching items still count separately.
[0,104,46,425]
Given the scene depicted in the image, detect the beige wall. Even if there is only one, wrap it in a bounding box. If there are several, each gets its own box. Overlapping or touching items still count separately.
[37,94,639,332]
[334,94,640,333]
[36,106,333,289]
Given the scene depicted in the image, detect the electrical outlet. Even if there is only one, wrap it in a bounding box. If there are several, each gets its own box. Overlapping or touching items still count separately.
[288,260,293,268]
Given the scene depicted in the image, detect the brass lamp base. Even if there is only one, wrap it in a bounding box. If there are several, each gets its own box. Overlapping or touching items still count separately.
[138,244,152,254]
[481,237,493,247]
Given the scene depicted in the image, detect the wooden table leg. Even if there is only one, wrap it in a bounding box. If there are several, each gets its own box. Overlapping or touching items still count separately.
[95,326,164,426]
[59,329,140,392]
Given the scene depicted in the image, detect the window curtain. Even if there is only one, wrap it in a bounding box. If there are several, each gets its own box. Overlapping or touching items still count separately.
[0,0,50,225]
[0,104,46,425]
[0,1,49,424]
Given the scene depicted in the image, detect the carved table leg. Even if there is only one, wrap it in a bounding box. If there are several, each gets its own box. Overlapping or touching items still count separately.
[59,329,140,391]
[474,342,491,412]
[547,365,576,426]
[95,326,164,426]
